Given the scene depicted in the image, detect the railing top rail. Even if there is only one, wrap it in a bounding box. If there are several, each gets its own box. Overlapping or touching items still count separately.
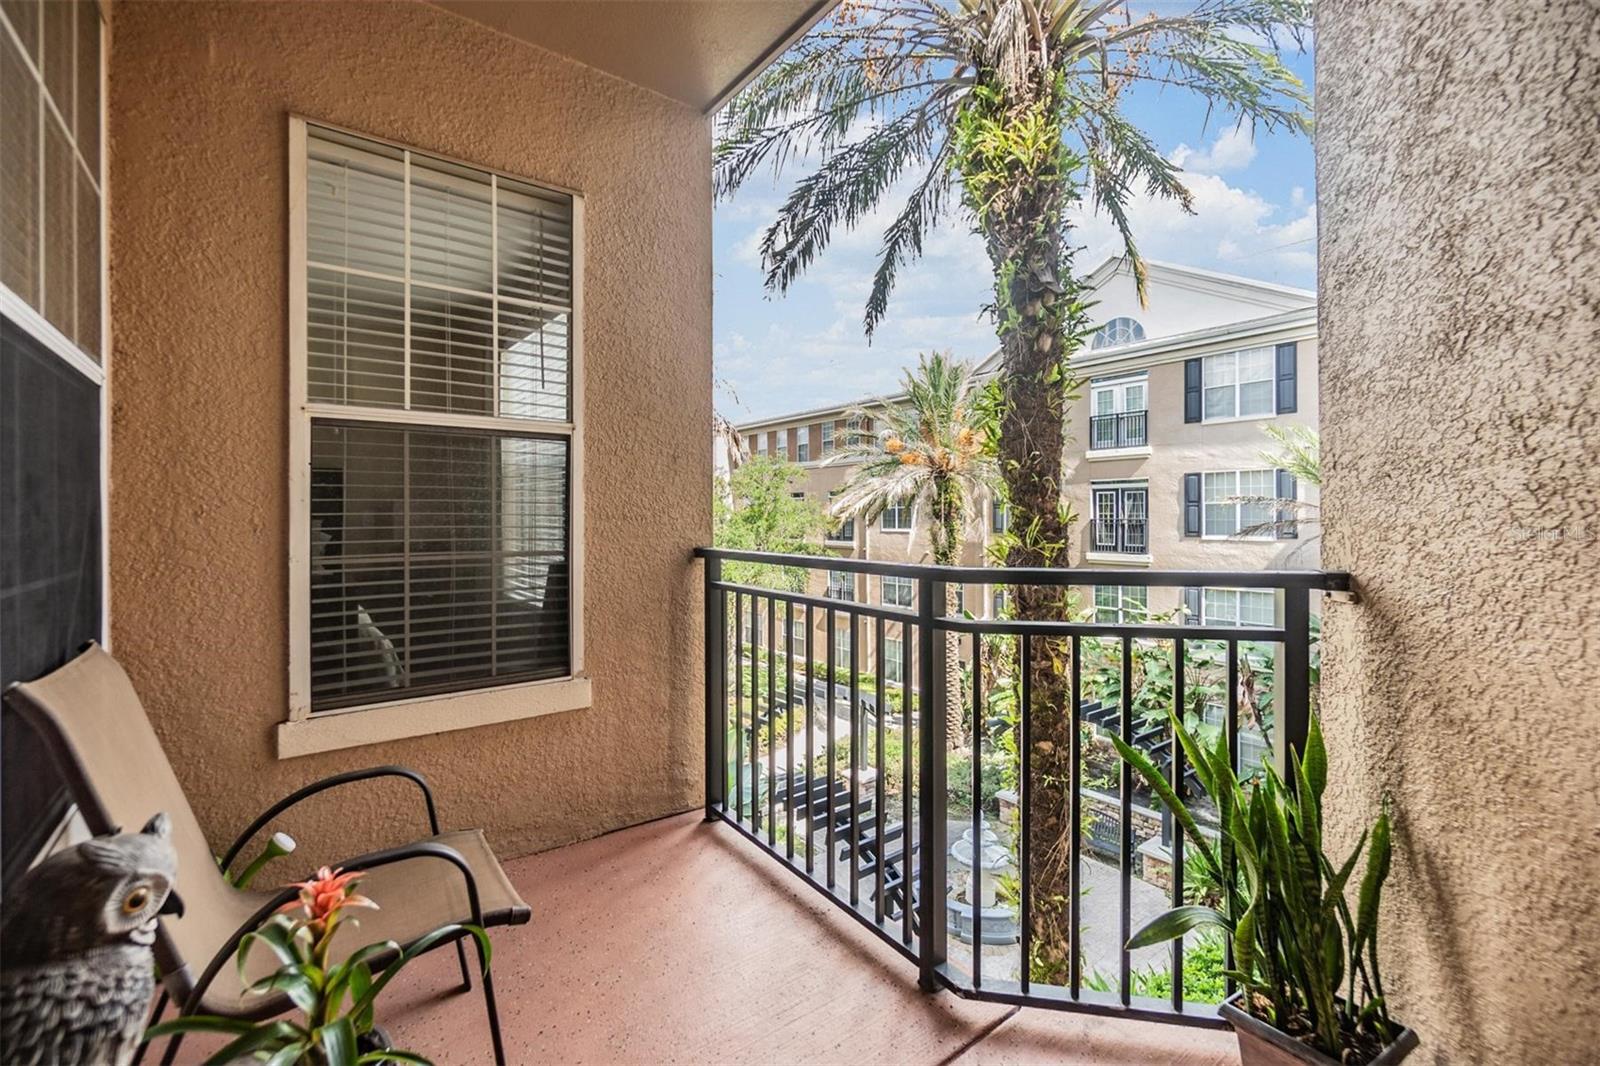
[694,546,1351,592]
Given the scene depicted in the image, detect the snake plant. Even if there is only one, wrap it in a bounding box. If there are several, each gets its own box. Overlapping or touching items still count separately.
[1112,713,1396,1060]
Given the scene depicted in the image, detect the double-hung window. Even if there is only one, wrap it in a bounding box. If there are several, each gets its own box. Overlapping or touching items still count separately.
[826,570,855,601]
[1201,587,1276,628]
[289,122,584,732]
[1089,375,1148,450]
[1089,481,1148,554]
[796,428,811,463]
[881,497,913,532]
[1202,348,1275,421]
[882,633,903,684]
[775,427,788,460]
[991,497,1009,534]
[754,433,767,458]
[1094,586,1148,623]
[881,575,914,608]
[827,489,854,542]
[1203,469,1277,538]
[821,421,836,456]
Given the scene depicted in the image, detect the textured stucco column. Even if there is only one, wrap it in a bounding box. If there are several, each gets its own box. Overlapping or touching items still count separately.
[1316,2,1599,1062]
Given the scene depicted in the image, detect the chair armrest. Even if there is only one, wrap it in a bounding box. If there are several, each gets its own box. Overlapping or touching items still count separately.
[221,766,440,873]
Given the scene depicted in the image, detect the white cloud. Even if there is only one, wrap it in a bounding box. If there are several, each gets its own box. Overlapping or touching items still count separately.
[1170,125,1258,175]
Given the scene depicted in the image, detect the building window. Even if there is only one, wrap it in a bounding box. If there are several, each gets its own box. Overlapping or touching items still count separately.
[881,575,914,608]
[827,489,855,543]
[1089,375,1148,450]
[991,588,1011,618]
[790,491,806,500]
[796,429,811,463]
[845,415,866,446]
[1203,348,1275,421]
[1203,470,1277,538]
[952,585,965,614]
[1090,317,1144,350]
[991,497,1009,534]
[1089,482,1148,554]
[883,633,903,684]
[754,434,767,458]
[1,1,103,361]
[1094,586,1148,624]
[826,570,854,601]
[881,498,913,532]
[1201,587,1276,628]
[292,122,578,715]
[821,421,836,456]
[776,427,788,460]
[833,622,852,668]
[791,615,807,649]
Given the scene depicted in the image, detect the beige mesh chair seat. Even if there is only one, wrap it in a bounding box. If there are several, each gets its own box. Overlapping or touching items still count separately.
[4,644,528,1064]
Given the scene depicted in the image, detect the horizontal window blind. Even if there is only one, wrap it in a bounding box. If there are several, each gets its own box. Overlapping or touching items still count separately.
[301,125,576,712]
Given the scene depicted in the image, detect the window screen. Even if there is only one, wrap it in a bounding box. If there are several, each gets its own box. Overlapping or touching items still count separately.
[301,125,575,712]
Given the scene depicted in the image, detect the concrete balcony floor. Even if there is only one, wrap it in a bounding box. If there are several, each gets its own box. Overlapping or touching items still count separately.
[163,811,1240,1064]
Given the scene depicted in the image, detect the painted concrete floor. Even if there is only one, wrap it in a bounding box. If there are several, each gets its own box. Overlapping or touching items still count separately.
[155,811,1238,1065]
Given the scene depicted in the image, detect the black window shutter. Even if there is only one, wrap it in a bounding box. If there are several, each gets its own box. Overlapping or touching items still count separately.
[1182,473,1202,536]
[1276,470,1299,539]
[1184,358,1202,422]
[1182,587,1202,625]
[1276,343,1298,413]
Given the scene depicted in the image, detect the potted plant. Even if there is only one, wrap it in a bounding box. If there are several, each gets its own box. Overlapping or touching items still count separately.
[148,866,489,1065]
[1112,714,1419,1066]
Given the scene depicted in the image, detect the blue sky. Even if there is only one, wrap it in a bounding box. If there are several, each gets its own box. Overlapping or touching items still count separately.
[714,30,1316,423]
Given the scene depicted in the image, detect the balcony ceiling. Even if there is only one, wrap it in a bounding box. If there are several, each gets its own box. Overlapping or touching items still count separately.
[428,0,837,112]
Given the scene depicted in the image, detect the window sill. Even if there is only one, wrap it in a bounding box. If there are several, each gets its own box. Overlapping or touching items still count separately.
[1085,551,1152,566]
[277,675,591,759]
[1086,445,1152,461]
[1200,413,1279,426]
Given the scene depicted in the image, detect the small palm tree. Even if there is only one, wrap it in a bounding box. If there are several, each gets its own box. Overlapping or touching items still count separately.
[827,351,995,743]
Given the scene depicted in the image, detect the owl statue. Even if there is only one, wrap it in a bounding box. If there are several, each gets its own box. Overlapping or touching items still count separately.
[1,813,184,1066]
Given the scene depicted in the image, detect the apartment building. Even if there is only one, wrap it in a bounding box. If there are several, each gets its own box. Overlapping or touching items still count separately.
[734,258,1318,682]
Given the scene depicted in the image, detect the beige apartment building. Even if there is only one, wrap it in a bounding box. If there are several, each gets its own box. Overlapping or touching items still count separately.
[735,258,1319,684]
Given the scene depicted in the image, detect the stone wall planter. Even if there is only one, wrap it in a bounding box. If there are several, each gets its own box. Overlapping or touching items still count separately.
[1218,993,1419,1066]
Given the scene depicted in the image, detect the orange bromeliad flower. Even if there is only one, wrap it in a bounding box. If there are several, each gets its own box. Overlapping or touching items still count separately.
[280,866,377,935]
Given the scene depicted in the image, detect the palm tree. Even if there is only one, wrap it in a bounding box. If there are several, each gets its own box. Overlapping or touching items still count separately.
[716,0,1311,981]
[826,352,995,745]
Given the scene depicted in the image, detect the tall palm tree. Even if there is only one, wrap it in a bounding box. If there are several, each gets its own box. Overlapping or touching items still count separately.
[716,0,1311,981]
[827,352,995,744]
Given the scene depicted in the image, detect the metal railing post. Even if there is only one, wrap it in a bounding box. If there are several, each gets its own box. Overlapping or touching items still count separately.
[704,554,725,820]
[1276,589,1311,779]
[916,575,947,992]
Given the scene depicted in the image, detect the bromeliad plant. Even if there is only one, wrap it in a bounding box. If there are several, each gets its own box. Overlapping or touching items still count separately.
[1112,714,1400,1063]
[148,867,489,1065]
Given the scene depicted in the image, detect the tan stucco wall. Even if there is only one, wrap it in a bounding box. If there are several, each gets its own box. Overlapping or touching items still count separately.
[1317,2,1599,1062]
[107,1,710,861]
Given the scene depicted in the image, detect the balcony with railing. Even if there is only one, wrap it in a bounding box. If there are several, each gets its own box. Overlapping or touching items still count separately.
[1088,410,1149,451]
[695,548,1344,1032]
[1089,517,1149,556]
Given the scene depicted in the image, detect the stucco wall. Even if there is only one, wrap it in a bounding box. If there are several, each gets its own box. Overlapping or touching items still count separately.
[1316,2,1599,1062]
[107,1,710,861]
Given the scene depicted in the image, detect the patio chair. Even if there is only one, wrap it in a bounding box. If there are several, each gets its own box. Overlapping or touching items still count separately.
[3,643,528,1065]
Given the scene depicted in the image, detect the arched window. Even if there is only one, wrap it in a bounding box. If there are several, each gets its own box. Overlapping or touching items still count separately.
[1091,317,1146,349]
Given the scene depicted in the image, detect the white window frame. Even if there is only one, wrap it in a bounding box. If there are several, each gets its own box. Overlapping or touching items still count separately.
[1091,316,1145,350]
[882,632,904,684]
[775,427,788,460]
[821,420,836,456]
[1199,587,1277,628]
[833,623,852,668]
[1202,469,1278,540]
[1201,347,1276,423]
[796,429,811,463]
[1094,585,1148,624]
[0,3,111,647]
[1089,373,1149,451]
[881,575,914,608]
[826,489,855,544]
[881,498,913,532]
[282,117,589,758]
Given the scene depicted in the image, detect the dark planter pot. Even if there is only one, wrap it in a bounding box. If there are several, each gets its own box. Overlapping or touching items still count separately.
[1219,993,1420,1066]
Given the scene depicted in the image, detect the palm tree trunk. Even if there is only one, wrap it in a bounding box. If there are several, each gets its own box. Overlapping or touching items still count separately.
[931,475,966,749]
[960,76,1086,987]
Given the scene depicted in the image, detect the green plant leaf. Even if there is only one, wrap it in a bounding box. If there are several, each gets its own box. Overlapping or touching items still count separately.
[198,1021,309,1065]
[319,1016,358,1066]
[1125,905,1229,949]
[145,1015,259,1040]
[1109,729,1223,884]
[347,925,492,1022]
[1302,712,1327,803]
[245,966,320,1015]
[265,1044,310,1066]
[358,1052,434,1065]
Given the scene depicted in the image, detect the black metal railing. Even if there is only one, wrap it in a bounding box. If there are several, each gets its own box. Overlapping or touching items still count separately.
[1090,518,1149,554]
[1089,410,1148,450]
[696,547,1348,1028]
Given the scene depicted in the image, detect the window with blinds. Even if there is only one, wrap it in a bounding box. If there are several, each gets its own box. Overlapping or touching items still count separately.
[297,124,577,713]
[0,0,102,359]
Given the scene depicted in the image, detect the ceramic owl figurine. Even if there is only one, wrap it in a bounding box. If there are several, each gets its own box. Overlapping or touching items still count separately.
[1,813,184,1066]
